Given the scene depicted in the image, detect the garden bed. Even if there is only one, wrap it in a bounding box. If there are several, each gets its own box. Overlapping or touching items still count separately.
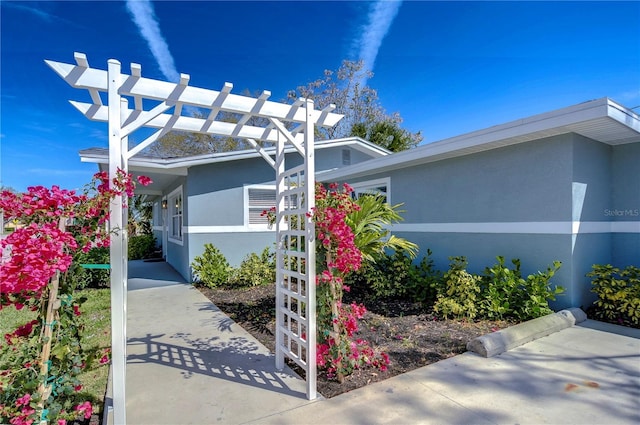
[197,284,514,398]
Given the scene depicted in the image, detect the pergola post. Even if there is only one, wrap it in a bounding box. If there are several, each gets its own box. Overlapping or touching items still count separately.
[107,59,127,425]
[303,99,317,399]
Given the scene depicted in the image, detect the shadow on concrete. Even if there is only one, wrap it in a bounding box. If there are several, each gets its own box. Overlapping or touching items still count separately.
[416,333,640,424]
[194,302,237,332]
[127,332,305,398]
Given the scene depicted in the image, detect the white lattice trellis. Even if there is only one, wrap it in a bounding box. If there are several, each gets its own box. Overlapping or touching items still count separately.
[47,52,342,423]
[274,104,317,397]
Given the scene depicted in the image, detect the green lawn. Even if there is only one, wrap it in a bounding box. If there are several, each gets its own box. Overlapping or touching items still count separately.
[0,288,111,415]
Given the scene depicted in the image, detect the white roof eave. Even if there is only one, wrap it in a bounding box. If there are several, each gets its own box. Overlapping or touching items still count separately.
[319,97,640,182]
[79,137,390,172]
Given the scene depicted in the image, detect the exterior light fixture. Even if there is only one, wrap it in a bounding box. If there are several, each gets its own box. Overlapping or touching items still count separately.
[161,199,167,209]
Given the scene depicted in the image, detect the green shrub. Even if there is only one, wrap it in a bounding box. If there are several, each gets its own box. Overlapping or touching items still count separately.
[347,251,412,300]
[434,257,482,320]
[480,257,563,320]
[191,244,232,288]
[434,256,563,321]
[128,234,156,260]
[230,246,276,287]
[408,250,443,304]
[517,261,563,319]
[480,256,523,319]
[70,247,111,289]
[345,249,440,304]
[587,264,640,325]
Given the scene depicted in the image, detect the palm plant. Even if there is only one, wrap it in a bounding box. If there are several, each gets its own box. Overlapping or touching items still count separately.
[345,194,418,263]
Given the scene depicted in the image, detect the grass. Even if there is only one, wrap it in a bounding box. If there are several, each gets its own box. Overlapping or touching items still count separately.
[0,287,111,416]
[76,288,112,412]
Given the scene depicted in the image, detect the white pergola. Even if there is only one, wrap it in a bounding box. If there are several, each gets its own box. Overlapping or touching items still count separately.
[47,52,343,423]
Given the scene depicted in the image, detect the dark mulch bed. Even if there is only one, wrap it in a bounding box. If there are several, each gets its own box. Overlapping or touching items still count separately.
[197,284,515,398]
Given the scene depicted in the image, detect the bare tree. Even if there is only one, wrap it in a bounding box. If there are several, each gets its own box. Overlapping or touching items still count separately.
[288,60,422,151]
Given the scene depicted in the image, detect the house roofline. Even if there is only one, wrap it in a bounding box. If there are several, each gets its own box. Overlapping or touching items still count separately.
[319,97,640,182]
[79,136,390,171]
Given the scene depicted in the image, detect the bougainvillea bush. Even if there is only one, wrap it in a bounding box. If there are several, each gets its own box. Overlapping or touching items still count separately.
[311,183,389,382]
[0,170,150,424]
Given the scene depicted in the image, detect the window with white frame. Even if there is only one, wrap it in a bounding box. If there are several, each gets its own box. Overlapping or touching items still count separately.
[350,178,391,203]
[168,186,183,243]
[247,186,276,227]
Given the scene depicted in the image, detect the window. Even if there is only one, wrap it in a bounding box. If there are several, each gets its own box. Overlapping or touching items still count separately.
[168,186,183,243]
[350,178,390,203]
[247,186,276,227]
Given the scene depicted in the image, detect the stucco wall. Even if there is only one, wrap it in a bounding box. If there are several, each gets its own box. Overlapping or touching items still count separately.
[611,143,640,267]
[570,135,612,307]
[395,135,574,223]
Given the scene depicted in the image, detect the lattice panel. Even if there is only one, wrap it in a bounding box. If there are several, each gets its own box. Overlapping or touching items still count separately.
[274,140,316,399]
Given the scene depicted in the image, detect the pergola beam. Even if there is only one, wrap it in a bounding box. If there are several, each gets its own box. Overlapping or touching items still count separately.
[70,101,311,144]
[46,59,342,127]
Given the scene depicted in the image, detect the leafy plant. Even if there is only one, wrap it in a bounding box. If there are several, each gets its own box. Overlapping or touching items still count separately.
[191,244,232,288]
[70,247,111,289]
[517,261,563,319]
[346,249,440,304]
[481,256,523,319]
[230,246,276,287]
[434,256,482,320]
[588,264,640,325]
[128,234,156,260]
[345,193,418,263]
[407,250,443,304]
[346,252,410,300]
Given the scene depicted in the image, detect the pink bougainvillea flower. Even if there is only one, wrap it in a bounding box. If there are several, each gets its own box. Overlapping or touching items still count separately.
[136,175,153,186]
[75,401,93,419]
[15,393,31,407]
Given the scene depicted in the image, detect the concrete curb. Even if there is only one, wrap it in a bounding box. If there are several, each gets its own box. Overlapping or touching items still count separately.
[467,308,587,357]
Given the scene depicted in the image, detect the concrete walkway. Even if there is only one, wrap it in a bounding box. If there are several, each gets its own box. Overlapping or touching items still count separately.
[123,260,640,424]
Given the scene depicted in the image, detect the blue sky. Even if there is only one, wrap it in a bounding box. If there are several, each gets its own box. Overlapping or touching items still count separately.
[1,1,639,192]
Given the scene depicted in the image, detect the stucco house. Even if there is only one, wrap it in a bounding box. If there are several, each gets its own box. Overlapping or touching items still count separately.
[80,97,639,310]
[79,137,390,279]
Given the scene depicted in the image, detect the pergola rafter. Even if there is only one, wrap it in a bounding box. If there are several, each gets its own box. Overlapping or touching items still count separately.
[47,52,343,424]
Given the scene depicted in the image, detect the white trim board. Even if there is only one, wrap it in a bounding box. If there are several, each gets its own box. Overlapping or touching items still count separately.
[185,221,640,235]
[186,225,271,234]
[391,221,640,234]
